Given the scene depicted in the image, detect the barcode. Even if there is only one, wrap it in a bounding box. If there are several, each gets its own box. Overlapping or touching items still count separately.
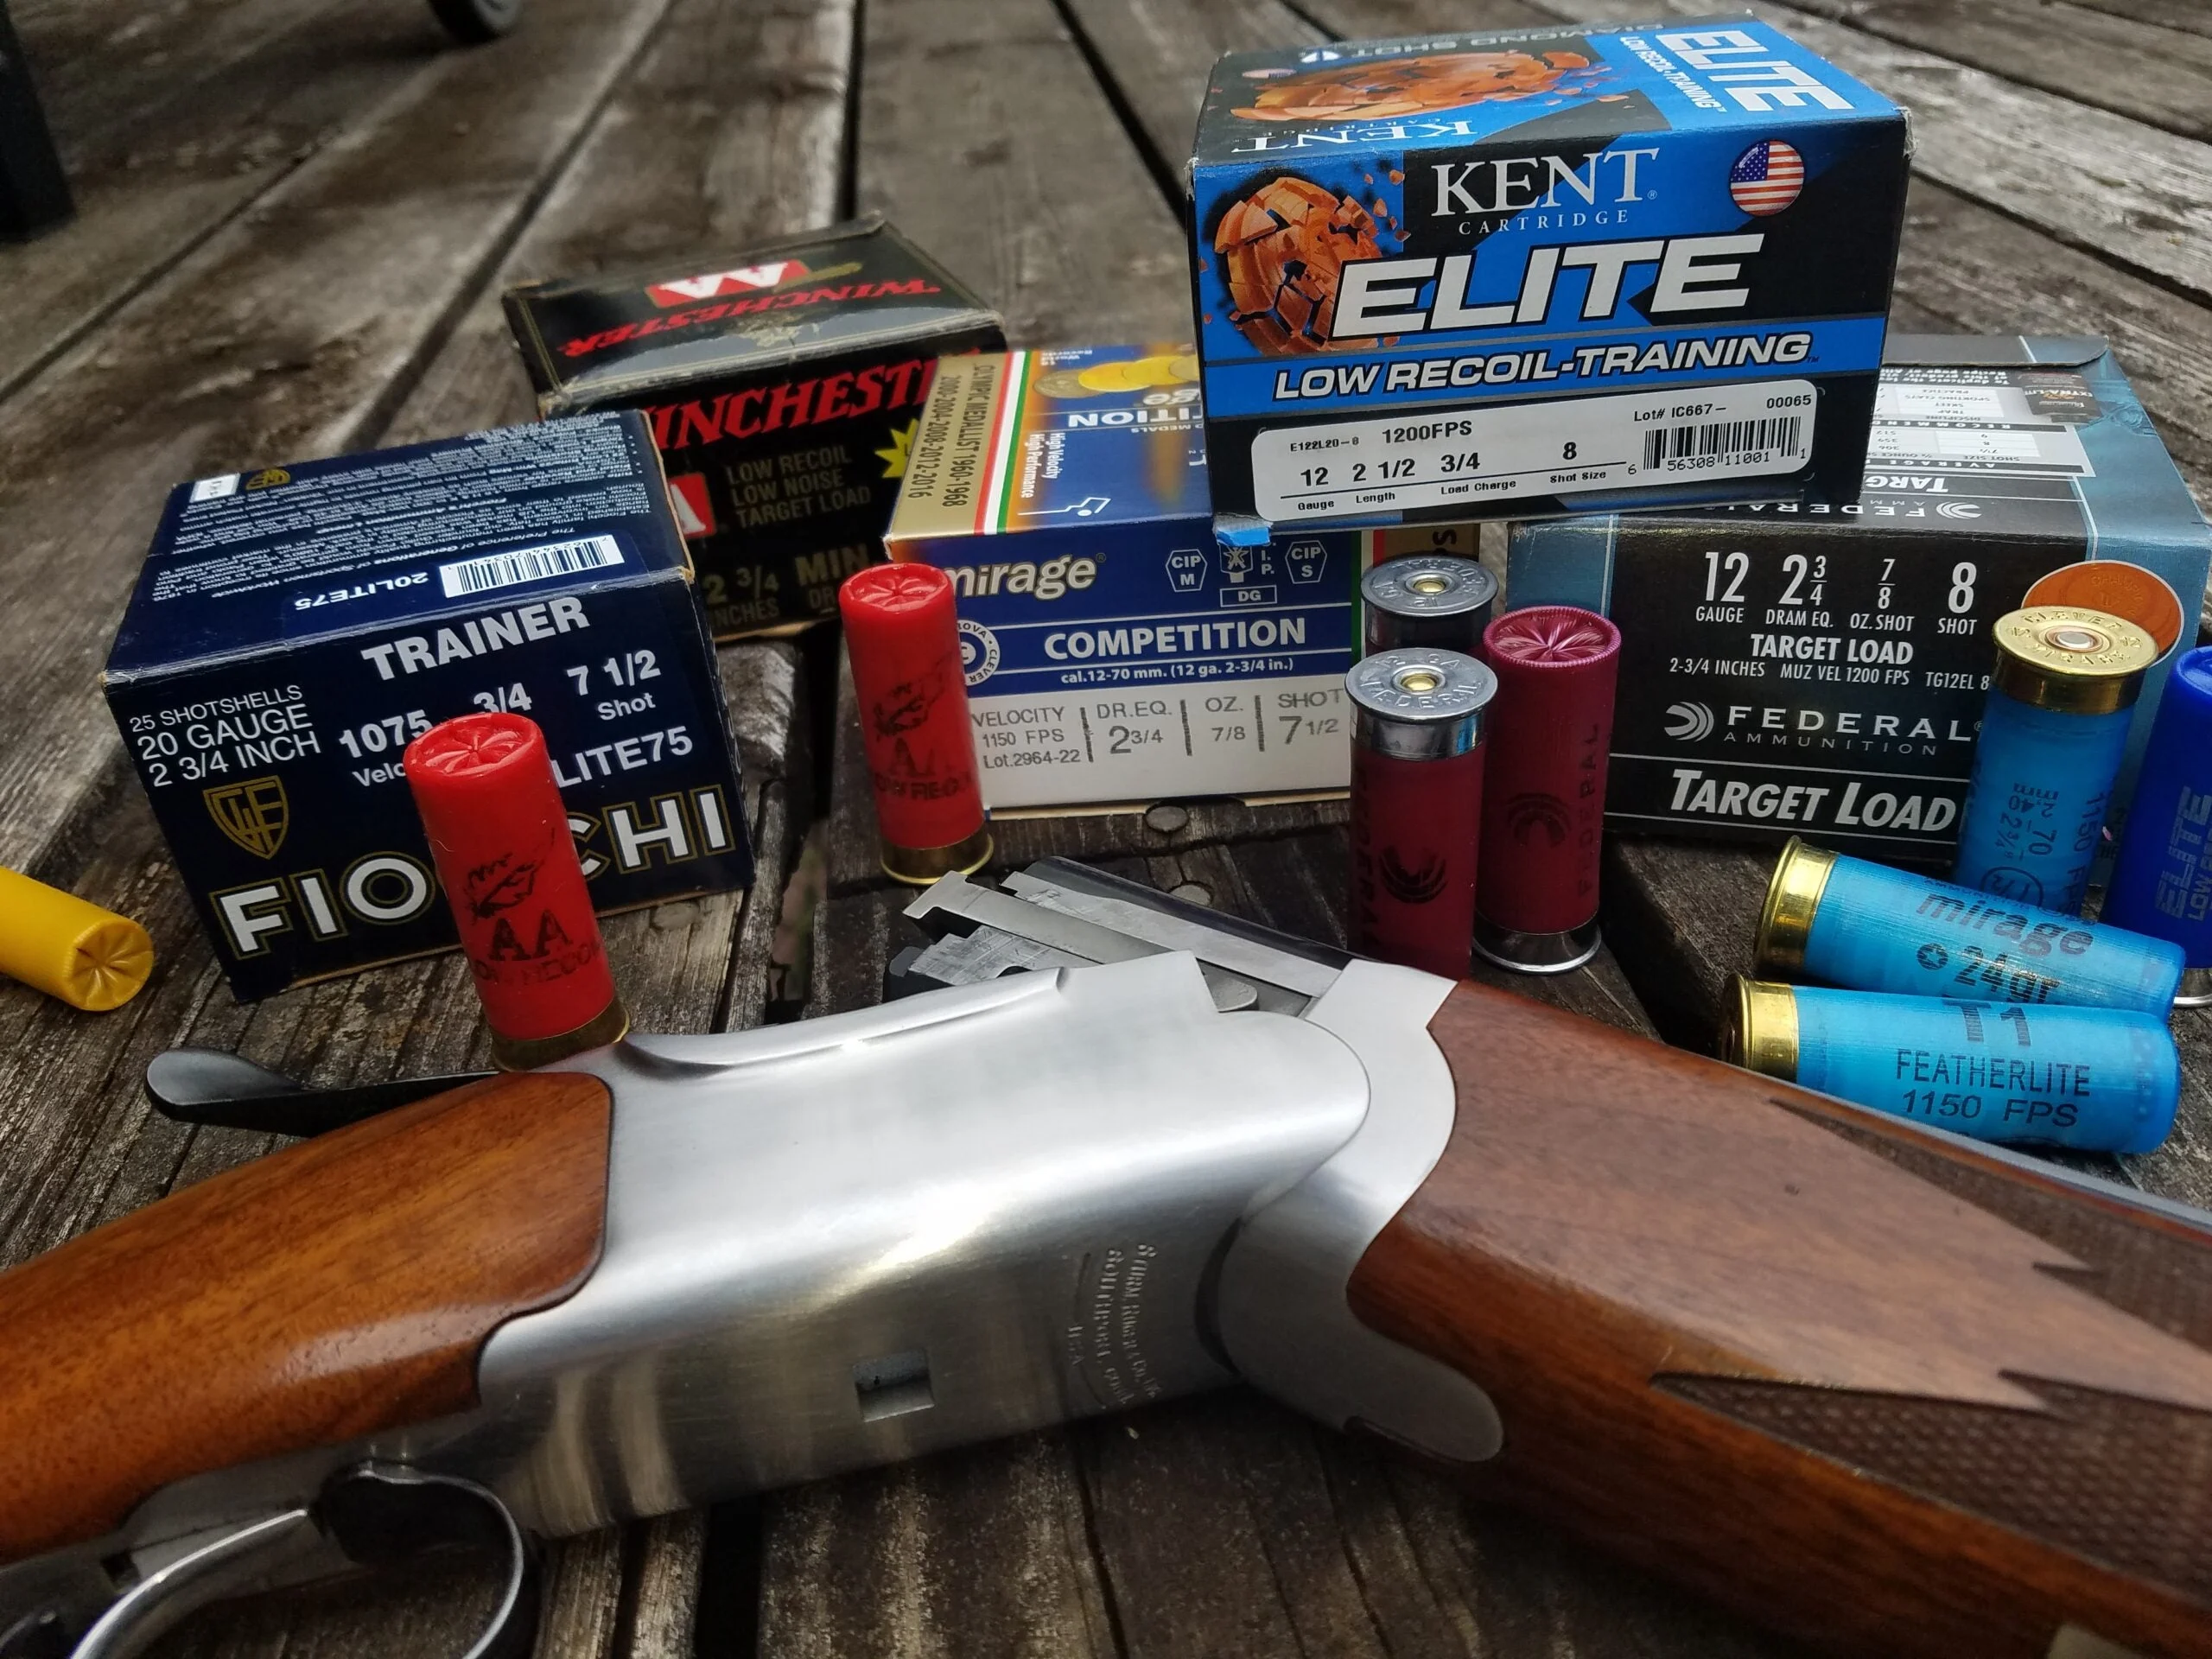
[438,534,623,598]
[1643,416,1804,469]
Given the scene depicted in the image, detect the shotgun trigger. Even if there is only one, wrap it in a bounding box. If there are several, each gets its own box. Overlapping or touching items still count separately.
[10,1467,537,1659]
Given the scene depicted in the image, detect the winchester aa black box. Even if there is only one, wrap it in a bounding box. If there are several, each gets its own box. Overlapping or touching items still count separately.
[1509,337,2212,855]
[503,216,1004,639]
[104,412,752,1000]
[1189,19,1908,531]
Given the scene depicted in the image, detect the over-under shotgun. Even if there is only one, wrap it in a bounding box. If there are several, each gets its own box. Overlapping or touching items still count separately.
[2,861,2208,1658]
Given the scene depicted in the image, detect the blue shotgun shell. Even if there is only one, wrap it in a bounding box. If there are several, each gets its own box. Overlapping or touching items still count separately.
[2106,645,2212,971]
[1951,607,2158,916]
[1727,978,2180,1154]
[1757,837,2183,1014]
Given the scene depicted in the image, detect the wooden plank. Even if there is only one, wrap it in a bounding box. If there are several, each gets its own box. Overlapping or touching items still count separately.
[1061,0,1323,169]
[1486,0,2212,309]
[766,827,1802,1657]
[854,0,1191,347]
[1777,0,2212,142]
[380,0,855,448]
[0,0,674,880]
[0,0,456,401]
[2067,0,2212,39]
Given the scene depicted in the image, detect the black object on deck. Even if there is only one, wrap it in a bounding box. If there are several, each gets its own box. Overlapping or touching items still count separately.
[0,0,71,238]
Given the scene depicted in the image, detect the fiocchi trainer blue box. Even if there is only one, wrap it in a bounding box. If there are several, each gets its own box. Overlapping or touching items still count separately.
[1188,19,1908,530]
[104,411,753,999]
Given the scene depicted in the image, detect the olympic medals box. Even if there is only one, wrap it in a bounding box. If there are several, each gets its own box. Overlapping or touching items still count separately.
[1188,19,1908,531]
[103,411,753,1000]
[503,216,1004,639]
[1508,336,2212,855]
[887,344,1382,810]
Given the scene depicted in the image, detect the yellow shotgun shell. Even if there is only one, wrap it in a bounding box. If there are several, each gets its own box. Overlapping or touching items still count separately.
[0,867,155,1011]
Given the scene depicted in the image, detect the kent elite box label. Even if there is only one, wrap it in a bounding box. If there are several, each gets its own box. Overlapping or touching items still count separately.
[1510,336,2212,855]
[105,413,752,999]
[889,345,1380,810]
[504,217,1004,639]
[1188,20,1907,529]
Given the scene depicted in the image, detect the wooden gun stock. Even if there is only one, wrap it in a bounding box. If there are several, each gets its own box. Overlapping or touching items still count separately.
[0,1071,611,1565]
[1353,981,2212,1659]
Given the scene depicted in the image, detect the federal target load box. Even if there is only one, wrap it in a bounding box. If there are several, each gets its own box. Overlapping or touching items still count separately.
[888,344,1457,810]
[503,216,1003,639]
[104,412,753,1000]
[1508,336,2212,856]
[1188,19,1908,531]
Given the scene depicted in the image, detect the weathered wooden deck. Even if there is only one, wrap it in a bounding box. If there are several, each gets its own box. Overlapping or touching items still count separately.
[2,0,2209,1654]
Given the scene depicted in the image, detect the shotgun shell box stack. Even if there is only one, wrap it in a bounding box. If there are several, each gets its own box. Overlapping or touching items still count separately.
[503,215,1004,639]
[1509,336,2212,855]
[1188,19,1908,530]
[103,412,752,1000]
[889,343,1460,810]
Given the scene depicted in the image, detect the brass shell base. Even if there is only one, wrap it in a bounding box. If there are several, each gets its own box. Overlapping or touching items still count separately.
[881,826,994,886]
[1724,977,1801,1080]
[493,995,631,1071]
[1753,836,1837,977]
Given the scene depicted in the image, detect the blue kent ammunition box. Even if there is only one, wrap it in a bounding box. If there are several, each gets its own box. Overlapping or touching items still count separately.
[889,344,1452,810]
[104,411,753,999]
[1508,336,2212,856]
[1188,19,1908,530]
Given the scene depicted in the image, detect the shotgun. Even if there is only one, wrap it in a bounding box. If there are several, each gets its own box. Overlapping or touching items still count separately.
[2,859,2208,1659]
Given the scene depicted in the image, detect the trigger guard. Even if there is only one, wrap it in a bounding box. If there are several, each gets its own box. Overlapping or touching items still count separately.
[318,1465,540,1659]
[46,1465,538,1659]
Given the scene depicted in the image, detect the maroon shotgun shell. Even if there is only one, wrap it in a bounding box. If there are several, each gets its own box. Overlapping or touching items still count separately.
[1475,606,1621,973]
[1345,648,1495,981]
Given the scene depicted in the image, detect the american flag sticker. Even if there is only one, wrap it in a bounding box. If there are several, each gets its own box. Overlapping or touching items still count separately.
[1729,140,1805,216]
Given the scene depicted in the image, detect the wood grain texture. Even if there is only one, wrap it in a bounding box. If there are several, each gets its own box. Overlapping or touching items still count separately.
[1353,981,2212,1659]
[1519,0,2212,307]
[0,0,435,403]
[855,0,1191,349]
[0,1071,612,1564]
[1780,0,2212,141]
[2069,0,2212,37]
[378,0,855,450]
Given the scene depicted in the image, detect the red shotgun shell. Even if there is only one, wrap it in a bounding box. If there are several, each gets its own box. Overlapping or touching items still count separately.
[1344,647,1495,981]
[842,561,992,883]
[404,712,627,1068]
[1475,605,1621,973]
